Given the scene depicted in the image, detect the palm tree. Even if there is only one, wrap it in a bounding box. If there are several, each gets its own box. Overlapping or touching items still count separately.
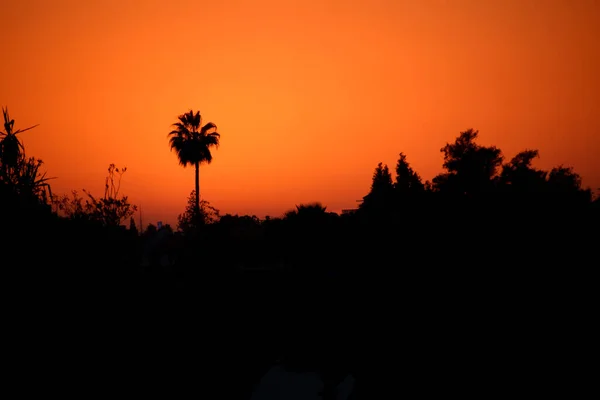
[168,109,220,214]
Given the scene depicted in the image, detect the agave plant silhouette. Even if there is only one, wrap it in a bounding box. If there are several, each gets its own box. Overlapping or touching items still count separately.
[0,106,39,175]
[0,107,54,202]
[15,156,54,202]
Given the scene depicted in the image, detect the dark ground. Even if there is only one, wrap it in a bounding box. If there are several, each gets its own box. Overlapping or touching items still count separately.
[3,255,595,398]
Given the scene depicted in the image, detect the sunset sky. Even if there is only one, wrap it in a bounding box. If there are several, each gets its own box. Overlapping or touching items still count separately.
[3,0,599,227]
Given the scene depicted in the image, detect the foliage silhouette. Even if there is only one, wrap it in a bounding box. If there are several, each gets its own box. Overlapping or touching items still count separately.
[500,149,547,192]
[0,108,52,210]
[168,109,220,216]
[4,114,598,399]
[0,106,39,174]
[360,162,394,219]
[54,164,137,227]
[283,202,330,221]
[433,128,503,196]
[177,189,220,234]
[394,152,425,195]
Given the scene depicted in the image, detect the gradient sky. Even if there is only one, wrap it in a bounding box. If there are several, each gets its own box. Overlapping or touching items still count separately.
[3,0,599,227]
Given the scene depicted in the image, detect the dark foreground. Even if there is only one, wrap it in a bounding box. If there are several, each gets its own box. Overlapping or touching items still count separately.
[4,261,594,399]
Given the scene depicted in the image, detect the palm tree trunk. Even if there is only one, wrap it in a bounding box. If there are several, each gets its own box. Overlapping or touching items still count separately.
[195,161,200,214]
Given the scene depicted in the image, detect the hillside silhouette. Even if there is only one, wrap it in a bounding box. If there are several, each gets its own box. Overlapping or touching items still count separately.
[2,108,597,397]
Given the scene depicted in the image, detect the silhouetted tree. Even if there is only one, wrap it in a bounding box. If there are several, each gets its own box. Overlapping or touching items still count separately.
[394,152,424,195]
[546,165,592,204]
[433,129,503,195]
[498,149,549,213]
[360,162,394,213]
[177,190,220,234]
[500,149,548,194]
[168,109,220,215]
[284,202,329,221]
[220,214,261,224]
[547,166,583,192]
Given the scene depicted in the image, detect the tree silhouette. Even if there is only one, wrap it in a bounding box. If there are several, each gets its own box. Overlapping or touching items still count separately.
[284,202,329,221]
[547,166,583,192]
[2,102,598,396]
[360,162,394,213]
[168,110,220,215]
[177,190,220,233]
[499,149,548,201]
[394,152,424,195]
[433,128,503,196]
[546,165,592,205]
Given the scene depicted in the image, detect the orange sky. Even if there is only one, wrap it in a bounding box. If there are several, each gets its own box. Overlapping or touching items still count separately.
[3,0,599,227]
